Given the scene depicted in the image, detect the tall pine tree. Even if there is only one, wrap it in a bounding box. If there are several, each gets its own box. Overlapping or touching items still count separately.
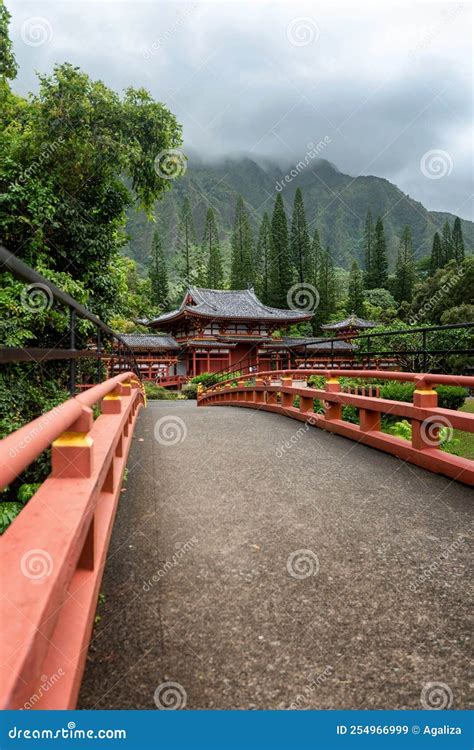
[430,231,443,272]
[176,197,197,287]
[363,208,376,288]
[306,227,322,288]
[371,217,388,289]
[268,193,292,308]
[451,217,465,263]
[202,207,223,288]
[441,220,452,264]
[394,225,416,303]
[314,248,336,331]
[290,188,311,284]
[347,260,365,315]
[255,212,272,303]
[148,229,169,309]
[230,196,254,288]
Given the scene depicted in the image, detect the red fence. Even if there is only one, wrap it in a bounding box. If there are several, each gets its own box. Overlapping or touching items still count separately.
[198,369,474,486]
[0,373,145,709]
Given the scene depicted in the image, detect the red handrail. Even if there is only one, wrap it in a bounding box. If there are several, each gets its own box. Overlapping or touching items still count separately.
[0,372,145,709]
[198,369,474,486]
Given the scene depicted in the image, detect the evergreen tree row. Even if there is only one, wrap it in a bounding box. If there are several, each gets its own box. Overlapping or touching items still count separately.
[148,192,467,328]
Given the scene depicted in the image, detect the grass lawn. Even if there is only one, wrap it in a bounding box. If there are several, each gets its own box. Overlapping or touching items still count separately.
[452,398,474,460]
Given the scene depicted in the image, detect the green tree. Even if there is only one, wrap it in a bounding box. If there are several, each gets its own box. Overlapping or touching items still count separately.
[0,3,17,80]
[202,207,223,288]
[363,208,376,288]
[176,197,197,286]
[290,187,311,284]
[268,193,291,308]
[394,226,416,303]
[347,260,365,316]
[371,217,388,289]
[307,227,322,288]
[148,229,169,309]
[441,220,452,264]
[430,231,443,273]
[255,212,272,303]
[230,196,253,288]
[314,248,336,330]
[451,217,465,263]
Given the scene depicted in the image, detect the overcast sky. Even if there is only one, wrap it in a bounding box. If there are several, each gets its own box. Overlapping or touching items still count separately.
[7,0,473,220]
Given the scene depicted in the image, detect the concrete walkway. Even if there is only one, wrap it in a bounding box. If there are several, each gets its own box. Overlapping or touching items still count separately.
[79,401,472,710]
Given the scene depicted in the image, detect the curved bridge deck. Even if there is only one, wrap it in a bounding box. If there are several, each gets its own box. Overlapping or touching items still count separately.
[79,401,472,710]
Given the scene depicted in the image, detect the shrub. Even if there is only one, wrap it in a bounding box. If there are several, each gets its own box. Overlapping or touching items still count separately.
[436,386,468,411]
[143,382,178,400]
[182,382,198,399]
[0,502,23,535]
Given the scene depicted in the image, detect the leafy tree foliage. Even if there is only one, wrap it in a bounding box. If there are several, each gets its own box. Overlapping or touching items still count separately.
[0,3,16,80]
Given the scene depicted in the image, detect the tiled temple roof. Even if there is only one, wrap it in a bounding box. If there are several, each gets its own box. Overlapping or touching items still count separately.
[146,287,312,327]
[321,314,376,331]
[120,334,179,350]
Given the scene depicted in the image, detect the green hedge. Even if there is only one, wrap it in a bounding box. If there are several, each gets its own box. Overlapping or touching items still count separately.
[143,382,179,400]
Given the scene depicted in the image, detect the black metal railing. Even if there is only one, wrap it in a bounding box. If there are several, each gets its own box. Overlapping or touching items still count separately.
[0,244,141,392]
[200,322,474,389]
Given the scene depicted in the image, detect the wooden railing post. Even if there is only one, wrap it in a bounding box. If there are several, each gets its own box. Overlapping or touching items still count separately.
[51,406,94,479]
[281,376,293,408]
[324,377,342,420]
[299,394,314,415]
[412,385,440,450]
[101,385,122,414]
[255,377,265,404]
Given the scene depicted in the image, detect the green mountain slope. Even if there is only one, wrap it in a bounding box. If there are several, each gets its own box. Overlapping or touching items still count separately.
[125,157,473,273]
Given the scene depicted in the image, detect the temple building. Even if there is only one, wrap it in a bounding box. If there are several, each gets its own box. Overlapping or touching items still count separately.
[321,313,376,339]
[141,286,312,378]
[115,291,379,384]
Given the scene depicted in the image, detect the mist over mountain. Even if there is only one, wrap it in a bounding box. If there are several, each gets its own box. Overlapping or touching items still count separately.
[125,156,473,273]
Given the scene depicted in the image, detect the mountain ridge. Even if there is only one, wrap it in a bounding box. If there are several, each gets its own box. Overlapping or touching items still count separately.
[124,156,473,272]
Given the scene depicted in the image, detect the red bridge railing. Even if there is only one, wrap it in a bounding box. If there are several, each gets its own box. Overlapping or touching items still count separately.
[0,372,145,709]
[198,369,474,486]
